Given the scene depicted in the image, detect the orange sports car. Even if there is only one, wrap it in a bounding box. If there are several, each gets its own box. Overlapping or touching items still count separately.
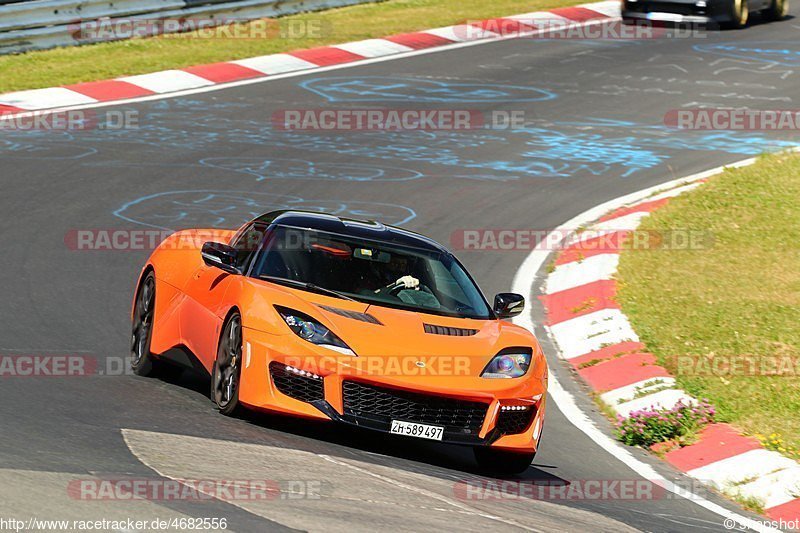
[131,210,548,473]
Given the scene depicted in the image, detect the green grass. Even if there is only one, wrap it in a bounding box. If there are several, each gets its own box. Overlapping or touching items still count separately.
[0,0,581,93]
[616,151,800,456]
[728,492,766,515]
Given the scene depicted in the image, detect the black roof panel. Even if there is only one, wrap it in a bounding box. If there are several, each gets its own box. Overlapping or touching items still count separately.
[254,210,446,253]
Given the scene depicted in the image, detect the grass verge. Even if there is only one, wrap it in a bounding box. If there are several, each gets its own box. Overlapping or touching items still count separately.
[0,0,582,93]
[616,151,800,456]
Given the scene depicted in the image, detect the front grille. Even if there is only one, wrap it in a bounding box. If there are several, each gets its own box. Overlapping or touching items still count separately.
[342,381,488,435]
[496,408,536,435]
[269,362,324,403]
[423,324,478,336]
[627,1,699,14]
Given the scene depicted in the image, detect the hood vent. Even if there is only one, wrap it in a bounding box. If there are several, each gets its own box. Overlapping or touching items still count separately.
[424,324,478,336]
[319,305,382,325]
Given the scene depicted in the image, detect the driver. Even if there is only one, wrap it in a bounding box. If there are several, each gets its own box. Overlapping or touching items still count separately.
[370,256,439,309]
[372,255,420,294]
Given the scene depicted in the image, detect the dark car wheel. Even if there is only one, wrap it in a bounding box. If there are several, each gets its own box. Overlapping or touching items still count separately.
[765,0,788,19]
[131,272,157,376]
[473,447,536,475]
[725,0,750,28]
[131,272,184,379]
[211,312,243,416]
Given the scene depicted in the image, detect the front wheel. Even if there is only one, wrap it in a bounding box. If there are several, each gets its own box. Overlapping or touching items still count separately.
[211,312,243,416]
[473,447,536,475]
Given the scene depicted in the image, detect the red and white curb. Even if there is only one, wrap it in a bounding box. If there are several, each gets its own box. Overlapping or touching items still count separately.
[0,1,620,115]
[539,175,800,521]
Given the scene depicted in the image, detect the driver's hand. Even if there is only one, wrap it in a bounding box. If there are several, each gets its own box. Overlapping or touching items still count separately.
[396,275,420,290]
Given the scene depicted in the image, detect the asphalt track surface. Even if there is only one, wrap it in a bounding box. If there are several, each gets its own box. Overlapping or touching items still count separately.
[2,13,800,533]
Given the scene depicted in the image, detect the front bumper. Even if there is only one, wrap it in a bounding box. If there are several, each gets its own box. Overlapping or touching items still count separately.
[622,0,733,22]
[239,329,547,452]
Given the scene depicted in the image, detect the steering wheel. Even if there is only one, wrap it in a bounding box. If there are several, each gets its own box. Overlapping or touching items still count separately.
[386,281,434,297]
[386,281,407,296]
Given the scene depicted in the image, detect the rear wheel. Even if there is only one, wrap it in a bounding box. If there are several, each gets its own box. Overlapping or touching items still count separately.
[725,0,750,28]
[473,447,536,475]
[131,273,156,376]
[211,312,243,416]
[765,0,788,19]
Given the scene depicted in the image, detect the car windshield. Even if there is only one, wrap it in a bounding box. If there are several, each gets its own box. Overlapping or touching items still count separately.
[249,225,493,319]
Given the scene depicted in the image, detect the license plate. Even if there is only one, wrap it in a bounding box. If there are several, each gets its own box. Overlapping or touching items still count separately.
[390,420,444,441]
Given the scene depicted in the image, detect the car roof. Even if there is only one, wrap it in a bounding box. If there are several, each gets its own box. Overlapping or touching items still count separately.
[253,210,447,253]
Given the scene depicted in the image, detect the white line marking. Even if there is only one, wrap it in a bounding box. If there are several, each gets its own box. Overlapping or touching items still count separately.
[549,308,639,359]
[735,467,800,509]
[613,388,696,417]
[334,38,413,57]
[545,253,620,294]
[579,0,624,16]
[423,25,499,42]
[0,87,96,109]
[117,70,215,93]
[231,53,319,75]
[688,449,799,492]
[599,377,677,405]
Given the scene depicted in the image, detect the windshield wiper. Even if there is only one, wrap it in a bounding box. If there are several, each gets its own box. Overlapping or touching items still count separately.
[258,275,358,302]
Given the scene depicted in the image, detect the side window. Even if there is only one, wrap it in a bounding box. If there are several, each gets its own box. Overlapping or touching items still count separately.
[230,223,267,272]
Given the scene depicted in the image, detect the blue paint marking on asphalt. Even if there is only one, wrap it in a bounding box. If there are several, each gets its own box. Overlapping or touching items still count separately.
[694,42,800,66]
[113,190,418,230]
[299,76,558,103]
[85,115,795,180]
[9,97,795,181]
[0,138,98,159]
[199,158,423,182]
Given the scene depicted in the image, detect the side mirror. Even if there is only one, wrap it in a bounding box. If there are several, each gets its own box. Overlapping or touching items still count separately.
[494,293,525,319]
[201,242,241,275]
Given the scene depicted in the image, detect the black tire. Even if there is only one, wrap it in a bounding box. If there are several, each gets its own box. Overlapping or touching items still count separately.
[131,272,157,377]
[211,312,243,416]
[765,0,788,20]
[724,0,750,28]
[473,447,536,475]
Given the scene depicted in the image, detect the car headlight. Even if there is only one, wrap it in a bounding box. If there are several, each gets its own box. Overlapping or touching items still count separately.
[275,306,356,356]
[481,351,532,379]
